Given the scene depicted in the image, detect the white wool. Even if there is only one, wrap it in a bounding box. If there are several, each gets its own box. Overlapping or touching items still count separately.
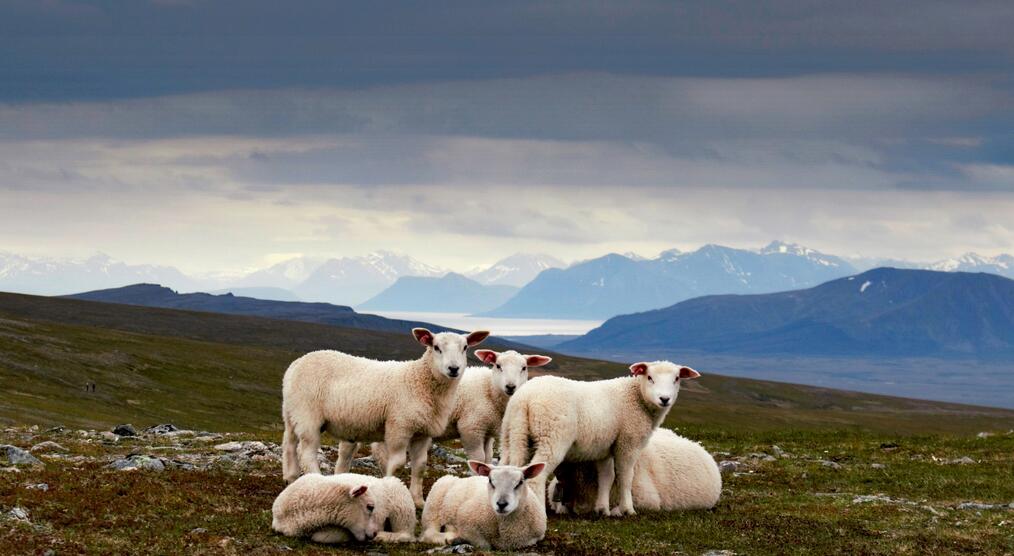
[281,328,489,507]
[420,462,547,550]
[548,428,721,514]
[271,473,380,543]
[500,361,700,516]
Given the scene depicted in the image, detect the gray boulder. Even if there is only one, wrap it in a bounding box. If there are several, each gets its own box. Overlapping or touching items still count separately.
[112,424,138,437]
[2,445,43,466]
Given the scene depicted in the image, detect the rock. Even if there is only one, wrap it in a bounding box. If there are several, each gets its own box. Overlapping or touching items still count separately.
[718,460,740,474]
[955,502,1008,511]
[426,544,474,554]
[112,424,138,437]
[7,506,29,521]
[946,456,976,465]
[430,445,466,463]
[0,467,20,474]
[108,455,166,472]
[352,456,379,471]
[2,445,44,466]
[214,441,267,452]
[871,463,886,469]
[772,445,788,458]
[99,432,120,442]
[144,424,180,435]
[820,460,842,470]
[189,527,208,535]
[25,483,48,491]
[30,441,67,453]
[879,442,899,451]
[702,551,737,556]
[976,432,994,438]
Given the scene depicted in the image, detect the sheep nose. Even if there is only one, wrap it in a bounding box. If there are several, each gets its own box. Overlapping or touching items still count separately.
[447,366,460,377]
[366,531,376,540]
[659,396,670,406]
[496,500,509,512]
[505,384,516,395]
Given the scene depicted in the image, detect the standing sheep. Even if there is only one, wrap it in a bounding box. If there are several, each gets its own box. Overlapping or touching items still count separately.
[281,327,489,507]
[372,349,552,467]
[500,361,700,516]
[271,472,380,543]
[548,428,721,514]
[420,460,547,550]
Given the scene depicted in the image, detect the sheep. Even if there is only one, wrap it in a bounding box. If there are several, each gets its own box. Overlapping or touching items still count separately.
[372,349,552,468]
[500,360,700,516]
[547,428,721,514]
[420,460,547,550]
[281,327,490,508]
[271,472,381,544]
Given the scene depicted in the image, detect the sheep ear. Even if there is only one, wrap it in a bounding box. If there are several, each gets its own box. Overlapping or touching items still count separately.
[468,459,492,476]
[629,362,649,376]
[465,330,490,346]
[680,366,701,379]
[522,462,546,480]
[474,349,498,364]
[350,485,368,498]
[413,328,434,346]
[526,355,552,368]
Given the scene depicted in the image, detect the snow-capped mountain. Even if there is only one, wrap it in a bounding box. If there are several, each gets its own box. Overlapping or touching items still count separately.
[293,251,445,305]
[482,242,857,319]
[467,253,566,287]
[927,253,1014,278]
[233,257,325,289]
[0,252,199,296]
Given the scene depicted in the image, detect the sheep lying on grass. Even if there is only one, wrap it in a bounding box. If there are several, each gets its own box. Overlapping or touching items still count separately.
[271,473,383,543]
[372,349,552,468]
[548,428,721,514]
[281,327,490,507]
[420,460,547,550]
[501,361,700,516]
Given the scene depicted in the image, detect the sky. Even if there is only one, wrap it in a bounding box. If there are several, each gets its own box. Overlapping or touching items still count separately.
[1,0,1013,273]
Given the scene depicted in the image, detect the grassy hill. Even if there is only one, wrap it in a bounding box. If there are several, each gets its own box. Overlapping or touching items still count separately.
[1,291,1013,434]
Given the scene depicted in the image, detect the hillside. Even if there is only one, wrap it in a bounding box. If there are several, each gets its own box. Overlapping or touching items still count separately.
[1,290,1013,434]
[358,273,519,313]
[484,242,855,319]
[563,268,1014,359]
[65,283,448,335]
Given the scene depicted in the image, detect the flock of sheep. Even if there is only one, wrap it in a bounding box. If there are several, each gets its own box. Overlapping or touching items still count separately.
[271,328,722,550]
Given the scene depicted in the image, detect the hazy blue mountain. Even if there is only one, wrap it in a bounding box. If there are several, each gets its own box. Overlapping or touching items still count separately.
[66,283,452,334]
[927,253,1014,279]
[358,273,519,313]
[561,268,1014,359]
[0,252,200,295]
[293,251,445,306]
[210,287,301,302]
[483,241,856,319]
[467,253,566,287]
[232,257,325,289]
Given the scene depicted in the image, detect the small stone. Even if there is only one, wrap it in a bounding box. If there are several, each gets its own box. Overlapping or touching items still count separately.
[112,424,138,437]
[144,424,180,435]
[426,544,474,554]
[430,445,466,463]
[7,506,29,521]
[820,460,842,470]
[949,456,976,465]
[25,483,48,491]
[107,455,166,472]
[976,432,994,438]
[956,502,1005,510]
[214,441,267,452]
[99,432,120,442]
[352,456,379,471]
[2,445,44,466]
[772,445,787,458]
[189,527,208,535]
[0,467,20,474]
[31,441,67,453]
[717,460,738,475]
[701,551,737,556]
[871,463,886,469]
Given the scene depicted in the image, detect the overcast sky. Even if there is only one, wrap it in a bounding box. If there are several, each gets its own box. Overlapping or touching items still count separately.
[1,0,1012,272]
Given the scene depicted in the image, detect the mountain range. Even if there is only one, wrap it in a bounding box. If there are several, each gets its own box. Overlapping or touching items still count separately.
[358,273,519,313]
[561,267,1014,359]
[483,242,857,319]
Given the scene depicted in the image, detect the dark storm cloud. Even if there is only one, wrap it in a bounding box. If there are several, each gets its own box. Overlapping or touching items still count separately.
[2,0,1013,101]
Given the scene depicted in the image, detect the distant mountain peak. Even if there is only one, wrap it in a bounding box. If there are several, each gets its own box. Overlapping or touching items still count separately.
[467,253,565,287]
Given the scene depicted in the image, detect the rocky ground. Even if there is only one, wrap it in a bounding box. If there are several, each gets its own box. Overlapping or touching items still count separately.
[2,424,1013,555]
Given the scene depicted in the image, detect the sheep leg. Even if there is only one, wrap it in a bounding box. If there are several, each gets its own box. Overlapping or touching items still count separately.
[459,432,486,465]
[383,430,411,476]
[334,441,358,474]
[295,424,323,476]
[484,436,496,464]
[594,457,616,515]
[281,416,300,483]
[420,525,458,545]
[376,530,415,543]
[408,436,432,508]
[611,448,638,516]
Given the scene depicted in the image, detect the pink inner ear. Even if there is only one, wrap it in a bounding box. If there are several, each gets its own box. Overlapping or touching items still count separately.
[629,363,648,376]
[476,350,497,364]
[524,462,546,479]
[526,355,552,367]
[413,328,434,346]
[468,460,491,476]
[466,330,490,346]
[351,485,368,498]
[680,367,701,379]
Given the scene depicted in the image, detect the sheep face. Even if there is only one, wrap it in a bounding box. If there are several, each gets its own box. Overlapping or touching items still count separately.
[414,328,490,379]
[344,484,380,541]
[629,361,701,409]
[468,460,547,515]
[474,350,552,397]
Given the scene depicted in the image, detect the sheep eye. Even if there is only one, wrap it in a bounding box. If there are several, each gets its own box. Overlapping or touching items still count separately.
[367,504,375,513]
[496,364,501,370]
[488,477,494,486]
[462,345,467,352]
[515,480,523,489]
[434,346,441,353]
[674,377,679,383]
[522,367,527,372]
[647,376,654,383]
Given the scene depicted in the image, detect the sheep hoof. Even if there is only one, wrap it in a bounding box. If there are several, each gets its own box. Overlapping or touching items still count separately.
[550,502,569,515]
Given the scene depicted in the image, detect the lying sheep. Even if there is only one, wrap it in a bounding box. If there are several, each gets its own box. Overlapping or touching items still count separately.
[501,361,700,516]
[272,472,381,543]
[372,349,552,468]
[548,428,721,514]
[281,327,490,507]
[420,460,547,550]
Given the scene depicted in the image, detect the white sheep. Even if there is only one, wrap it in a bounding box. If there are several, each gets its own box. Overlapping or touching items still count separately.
[548,428,721,514]
[271,472,381,543]
[372,349,552,467]
[500,361,700,516]
[420,460,547,550]
[281,327,490,507]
